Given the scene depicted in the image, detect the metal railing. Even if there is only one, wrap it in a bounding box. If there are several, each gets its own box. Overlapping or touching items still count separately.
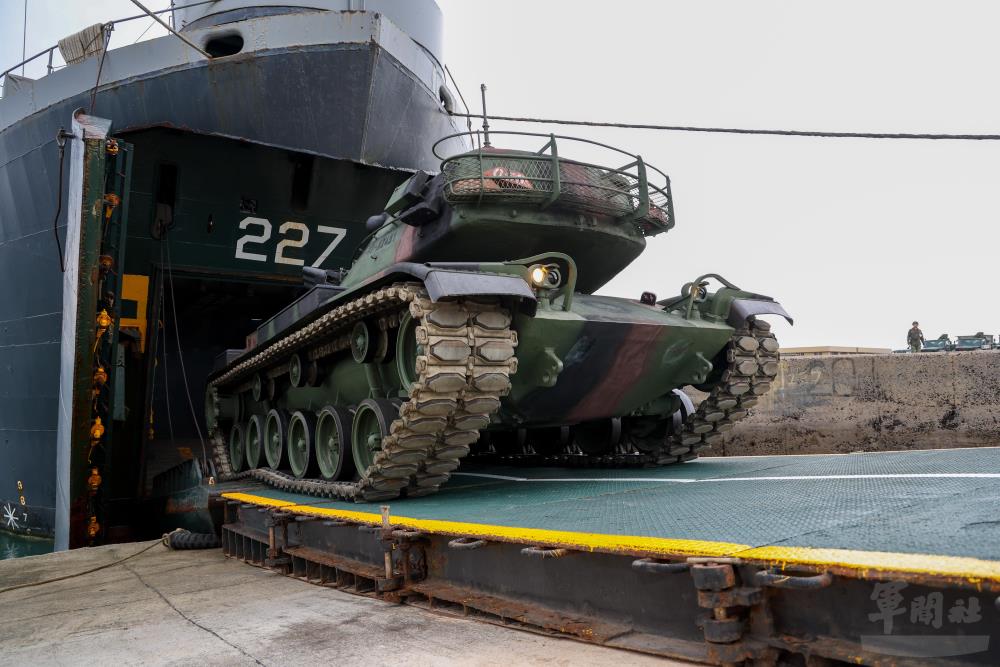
[1,0,218,97]
[433,131,674,235]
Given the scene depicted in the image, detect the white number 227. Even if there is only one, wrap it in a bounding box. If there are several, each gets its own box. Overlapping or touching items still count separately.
[235,217,346,268]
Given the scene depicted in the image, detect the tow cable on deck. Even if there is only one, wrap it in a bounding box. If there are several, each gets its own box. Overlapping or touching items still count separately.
[0,540,162,595]
[162,528,221,551]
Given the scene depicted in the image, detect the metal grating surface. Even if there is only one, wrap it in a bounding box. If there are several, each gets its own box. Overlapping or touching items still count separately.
[221,448,1000,561]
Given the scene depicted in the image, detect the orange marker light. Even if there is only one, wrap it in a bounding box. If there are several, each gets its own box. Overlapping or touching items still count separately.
[90,417,105,440]
[87,516,100,539]
[87,468,102,495]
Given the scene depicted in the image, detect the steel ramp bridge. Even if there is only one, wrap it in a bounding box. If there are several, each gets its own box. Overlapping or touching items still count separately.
[215,447,1000,665]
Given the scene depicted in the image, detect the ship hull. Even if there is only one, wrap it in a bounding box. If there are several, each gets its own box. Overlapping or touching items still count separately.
[0,10,464,545]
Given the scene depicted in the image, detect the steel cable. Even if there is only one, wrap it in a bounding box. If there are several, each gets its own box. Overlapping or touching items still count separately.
[157,243,176,447]
[0,540,162,595]
[163,240,208,469]
[20,0,27,76]
[448,112,1000,141]
[88,24,113,114]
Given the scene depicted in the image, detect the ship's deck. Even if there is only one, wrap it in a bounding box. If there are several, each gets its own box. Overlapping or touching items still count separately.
[220,446,1000,581]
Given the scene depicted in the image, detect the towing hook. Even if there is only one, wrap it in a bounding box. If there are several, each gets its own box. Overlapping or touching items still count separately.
[448,537,487,550]
[754,569,834,590]
[521,545,572,559]
[391,529,424,543]
[631,558,690,574]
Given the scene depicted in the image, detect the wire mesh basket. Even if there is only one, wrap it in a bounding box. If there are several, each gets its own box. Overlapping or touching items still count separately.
[435,132,673,235]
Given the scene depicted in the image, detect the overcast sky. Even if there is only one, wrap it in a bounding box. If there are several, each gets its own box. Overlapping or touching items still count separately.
[3,1,1000,349]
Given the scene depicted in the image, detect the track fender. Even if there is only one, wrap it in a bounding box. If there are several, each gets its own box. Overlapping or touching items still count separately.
[422,269,535,302]
[379,262,537,304]
[727,297,794,327]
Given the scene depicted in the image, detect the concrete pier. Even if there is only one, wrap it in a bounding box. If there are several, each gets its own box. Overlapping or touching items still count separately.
[720,350,1000,455]
[0,542,677,666]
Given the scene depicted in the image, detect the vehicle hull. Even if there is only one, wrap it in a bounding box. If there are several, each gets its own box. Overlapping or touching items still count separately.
[507,295,732,425]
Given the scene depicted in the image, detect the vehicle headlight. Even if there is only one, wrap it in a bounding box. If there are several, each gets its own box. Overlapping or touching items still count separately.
[528,264,562,289]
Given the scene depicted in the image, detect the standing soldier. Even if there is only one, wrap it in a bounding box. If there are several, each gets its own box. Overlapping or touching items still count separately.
[907,321,924,353]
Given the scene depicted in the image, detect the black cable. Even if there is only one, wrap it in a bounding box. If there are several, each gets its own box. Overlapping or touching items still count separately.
[158,243,176,447]
[81,23,106,53]
[20,0,27,76]
[0,540,161,595]
[132,18,156,44]
[52,150,65,272]
[163,240,208,468]
[448,112,1000,141]
[89,24,113,114]
[51,130,75,272]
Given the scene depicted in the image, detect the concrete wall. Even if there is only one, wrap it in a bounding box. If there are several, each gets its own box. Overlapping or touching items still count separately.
[713,351,1000,456]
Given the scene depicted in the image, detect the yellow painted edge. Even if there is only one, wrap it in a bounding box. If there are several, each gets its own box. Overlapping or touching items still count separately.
[222,492,1000,582]
[737,546,1000,583]
[224,493,297,509]
[222,492,741,557]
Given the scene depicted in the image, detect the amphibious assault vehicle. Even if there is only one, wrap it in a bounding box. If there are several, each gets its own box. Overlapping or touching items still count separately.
[954,333,994,351]
[921,334,954,352]
[207,133,791,501]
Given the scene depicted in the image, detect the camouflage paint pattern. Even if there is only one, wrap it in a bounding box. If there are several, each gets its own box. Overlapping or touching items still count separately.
[232,141,786,432]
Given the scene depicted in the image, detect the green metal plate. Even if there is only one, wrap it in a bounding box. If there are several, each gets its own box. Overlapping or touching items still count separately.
[223,448,1000,562]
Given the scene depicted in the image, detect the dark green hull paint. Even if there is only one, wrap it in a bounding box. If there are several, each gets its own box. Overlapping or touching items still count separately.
[508,296,731,424]
[0,113,436,545]
[121,130,409,281]
[348,204,647,295]
[63,131,133,549]
[215,137,788,494]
